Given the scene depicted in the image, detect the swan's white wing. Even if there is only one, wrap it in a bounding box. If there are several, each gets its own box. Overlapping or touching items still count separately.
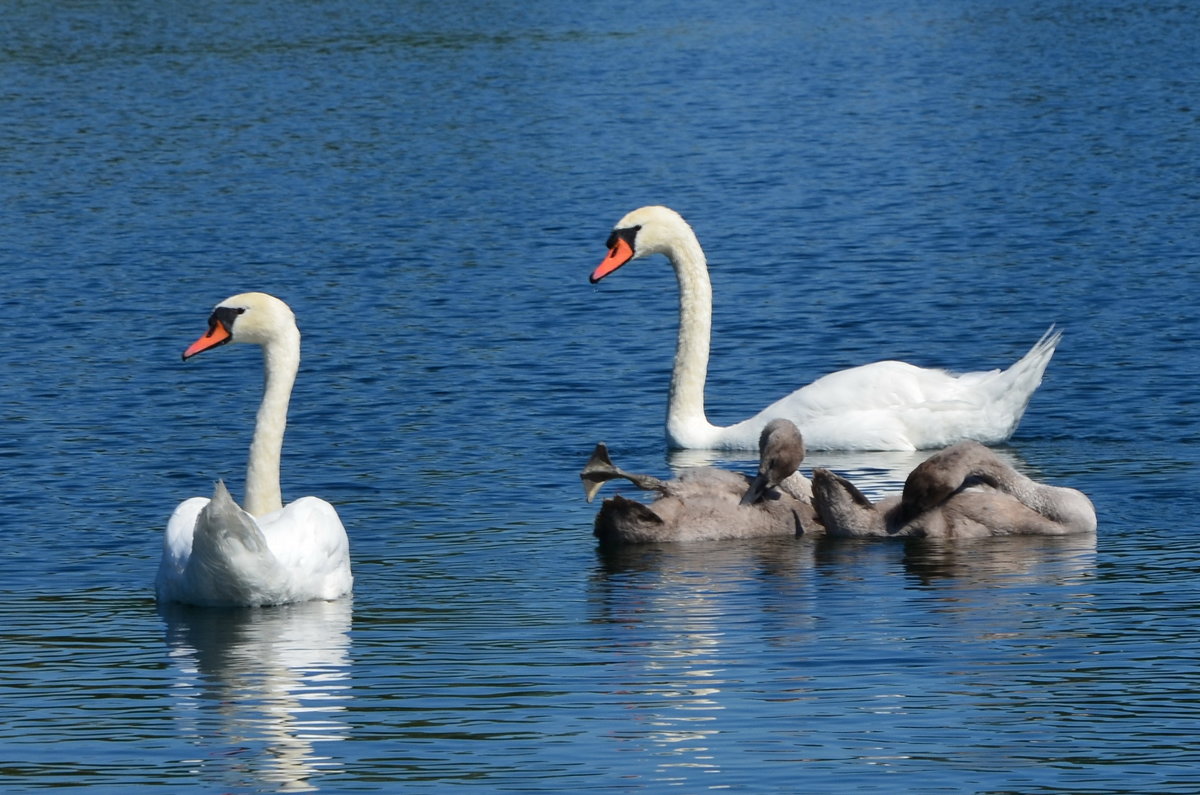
[258,497,352,602]
[166,482,292,606]
[773,361,973,414]
[156,496,209,596]
[749,360,1027,451]
[157,489,350,606]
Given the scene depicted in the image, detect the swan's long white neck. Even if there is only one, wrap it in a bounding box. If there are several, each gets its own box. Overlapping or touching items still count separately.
[664,231,719,449]
[245,327,299,517]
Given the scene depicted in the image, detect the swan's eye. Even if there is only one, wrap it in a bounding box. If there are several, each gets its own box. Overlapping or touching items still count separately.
[605,225,640,252]
[209,305,246,335]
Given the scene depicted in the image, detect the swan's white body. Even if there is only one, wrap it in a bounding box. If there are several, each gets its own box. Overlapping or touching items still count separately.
[156,292,352,608]
[591,206,1061,452]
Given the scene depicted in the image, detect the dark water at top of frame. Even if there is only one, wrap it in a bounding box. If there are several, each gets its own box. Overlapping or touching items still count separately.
[1,0,1198,792]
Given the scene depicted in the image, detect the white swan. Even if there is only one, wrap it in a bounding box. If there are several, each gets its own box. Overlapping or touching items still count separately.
[810,441,1097,539]
[591,205,1061,451]
[581,418,818,545]
[156,292,352,607]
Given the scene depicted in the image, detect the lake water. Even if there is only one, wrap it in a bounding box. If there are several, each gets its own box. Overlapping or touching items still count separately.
[2,0,1199,791]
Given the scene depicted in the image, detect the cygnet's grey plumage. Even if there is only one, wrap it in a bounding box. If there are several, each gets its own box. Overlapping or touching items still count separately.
[740,418,808,505]
[811,441,1097,539]
[582,419,818,545]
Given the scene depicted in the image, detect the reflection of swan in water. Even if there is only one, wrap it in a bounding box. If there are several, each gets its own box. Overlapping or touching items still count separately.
[897,533,1098,585]
[587,518,1097,787]
[587,538,820,783]
[160,599,352,792]
[810,529,1097,587]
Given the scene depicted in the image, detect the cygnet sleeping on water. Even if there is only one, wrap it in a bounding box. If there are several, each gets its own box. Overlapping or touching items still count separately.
[581,419,819,545]
[811,441,1097,539]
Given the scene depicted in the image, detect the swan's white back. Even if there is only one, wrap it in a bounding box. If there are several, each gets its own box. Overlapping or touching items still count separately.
[157,481,351,608]
[729,330,1061,451]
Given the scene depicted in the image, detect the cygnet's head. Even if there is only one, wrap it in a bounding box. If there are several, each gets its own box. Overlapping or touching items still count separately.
[758,418,806,476]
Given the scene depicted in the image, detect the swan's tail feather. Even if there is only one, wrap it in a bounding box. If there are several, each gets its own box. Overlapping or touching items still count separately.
[200,480,269,552]
[1017,325,1062,374]
[183,480,286,605]
[985,325,1061,439]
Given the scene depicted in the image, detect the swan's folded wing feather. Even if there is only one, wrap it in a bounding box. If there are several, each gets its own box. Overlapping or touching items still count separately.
[259,496,352,599]
[157,496,210,587]
[177,482,291,605]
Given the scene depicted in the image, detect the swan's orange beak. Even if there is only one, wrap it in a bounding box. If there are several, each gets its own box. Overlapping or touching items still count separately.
[590,236,634,283]
[182,320,232,361]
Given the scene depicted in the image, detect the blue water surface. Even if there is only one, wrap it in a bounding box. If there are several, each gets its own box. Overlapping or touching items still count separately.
[2,0,1199,792]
